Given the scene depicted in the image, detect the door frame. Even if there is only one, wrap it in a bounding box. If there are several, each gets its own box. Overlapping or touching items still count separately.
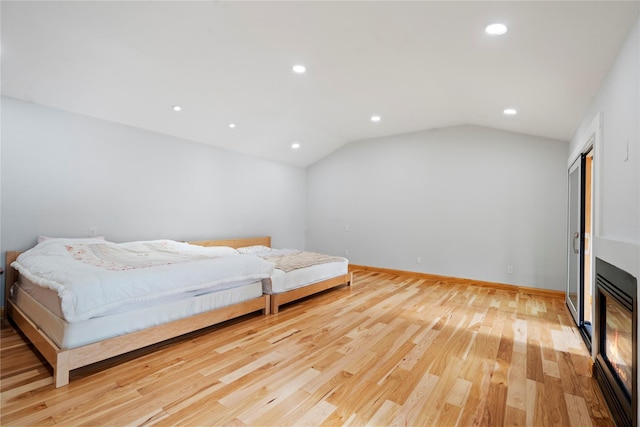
[568,112,601,237]
[567,112,601,353]
[566,155,585,329]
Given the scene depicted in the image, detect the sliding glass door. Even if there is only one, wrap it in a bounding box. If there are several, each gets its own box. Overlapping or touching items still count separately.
[567,156,584,327]
[567,149,594,347]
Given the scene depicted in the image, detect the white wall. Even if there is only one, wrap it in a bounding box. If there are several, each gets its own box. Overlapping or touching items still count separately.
[307,124,568,290]
[569,16,640,279]
[1,96,307,297]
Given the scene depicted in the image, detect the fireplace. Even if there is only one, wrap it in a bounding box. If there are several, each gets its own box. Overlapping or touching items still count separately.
[594,258,637,427]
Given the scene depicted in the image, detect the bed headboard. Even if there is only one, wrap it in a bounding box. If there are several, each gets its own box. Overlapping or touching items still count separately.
[188,236,271,249]
[4,251,22,318]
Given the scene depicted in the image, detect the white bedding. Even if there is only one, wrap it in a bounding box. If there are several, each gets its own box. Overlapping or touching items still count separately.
[237,246,348,294]
[11,238,273,322]
[264,260,348,294]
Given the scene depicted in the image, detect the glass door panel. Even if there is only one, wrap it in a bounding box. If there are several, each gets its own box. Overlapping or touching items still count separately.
[567,156,583,324]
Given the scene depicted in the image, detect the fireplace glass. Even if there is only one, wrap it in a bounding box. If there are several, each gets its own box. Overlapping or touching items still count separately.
[594,257,637,427]
[604,293,633,397]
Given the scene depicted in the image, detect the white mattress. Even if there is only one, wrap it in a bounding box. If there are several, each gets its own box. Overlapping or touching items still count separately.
[17,275,259,318]
[12,239,273,323]
[262,259,348,294]
[12,280,263,349]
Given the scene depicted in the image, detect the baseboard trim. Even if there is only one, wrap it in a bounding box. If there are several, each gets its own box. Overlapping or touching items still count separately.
[349,264,565,298]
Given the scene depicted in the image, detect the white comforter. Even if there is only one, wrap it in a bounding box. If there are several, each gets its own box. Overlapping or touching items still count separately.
[11,238,274,323]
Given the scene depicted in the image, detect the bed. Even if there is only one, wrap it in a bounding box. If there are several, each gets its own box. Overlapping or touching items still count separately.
[189,236,352,313]
[4,238,273,388]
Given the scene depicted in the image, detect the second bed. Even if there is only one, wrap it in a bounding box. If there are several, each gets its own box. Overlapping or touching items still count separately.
[189,236,352,313]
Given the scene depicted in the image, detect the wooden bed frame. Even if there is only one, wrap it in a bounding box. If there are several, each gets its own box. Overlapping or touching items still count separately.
[3,236,350,387]
[4,250,270,388]
[189,236,352,314]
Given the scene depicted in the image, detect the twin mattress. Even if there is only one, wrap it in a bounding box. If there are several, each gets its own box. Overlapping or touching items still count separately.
[235,245,348,294]
[263,259,349,294]
[12,278,262,349]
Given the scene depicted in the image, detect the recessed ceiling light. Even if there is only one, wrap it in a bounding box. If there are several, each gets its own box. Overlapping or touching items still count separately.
[503,108,517,116]
[172,105,182,112]
[229,123,236,128]
[371,115,381,122]
[291,142,301,149]
[292,65,306,74]
[485,23,508,35]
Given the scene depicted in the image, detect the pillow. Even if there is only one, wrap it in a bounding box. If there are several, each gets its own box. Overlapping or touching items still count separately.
[237,245,272,254]
[181,242,239,256]
[37,235,106,244]
[196,245,239,256]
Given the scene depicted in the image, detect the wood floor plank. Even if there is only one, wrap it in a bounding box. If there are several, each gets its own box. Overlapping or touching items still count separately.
[486,382,508,426]
[367,399,401,427]
[575,376,616,426]
[497,315,514,363]
[236,367,321,425]
[456,360,495,426]
[506,350,527,411]
[564,393,594,427]
[1,269,614,426]
[437,402,464,427]
[526,340,544,383]
[535,375,572,426]
[389,371,439,426]
[245,389,313,427]
[418,356,465,425]
[557,350,583,397]
[505,405,527,426]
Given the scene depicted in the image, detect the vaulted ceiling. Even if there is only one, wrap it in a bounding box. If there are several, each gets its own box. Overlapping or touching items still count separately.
[2,1,638,167]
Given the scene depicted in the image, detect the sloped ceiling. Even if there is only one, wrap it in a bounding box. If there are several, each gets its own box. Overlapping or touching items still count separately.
[2,1,638,167]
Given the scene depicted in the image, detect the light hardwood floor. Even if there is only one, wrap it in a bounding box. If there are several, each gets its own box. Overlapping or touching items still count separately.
[1,270,613,426]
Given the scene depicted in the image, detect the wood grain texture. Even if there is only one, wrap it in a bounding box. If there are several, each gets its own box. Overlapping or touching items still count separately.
[188,236,271,249]
[269,273,352,314]
[6,294,269,388]
[349,264,565,298]
[4,251,20,316]
[1,269,613,426]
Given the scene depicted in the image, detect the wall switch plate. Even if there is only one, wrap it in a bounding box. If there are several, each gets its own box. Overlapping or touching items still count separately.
[344,249,349,256]
[89,227,98,237]
[416,256,422,264]
[624,139,629,161]
[507,265,514,274]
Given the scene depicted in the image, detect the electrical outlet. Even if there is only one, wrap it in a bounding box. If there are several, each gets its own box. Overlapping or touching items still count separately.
[416,256,422,264]
[344,249,349,256]
[89,227,98,237]
[236,224,243,234]
[507,265,514,274]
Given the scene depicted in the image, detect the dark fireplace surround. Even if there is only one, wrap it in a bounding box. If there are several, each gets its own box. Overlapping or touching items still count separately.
[594,258,637,427]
